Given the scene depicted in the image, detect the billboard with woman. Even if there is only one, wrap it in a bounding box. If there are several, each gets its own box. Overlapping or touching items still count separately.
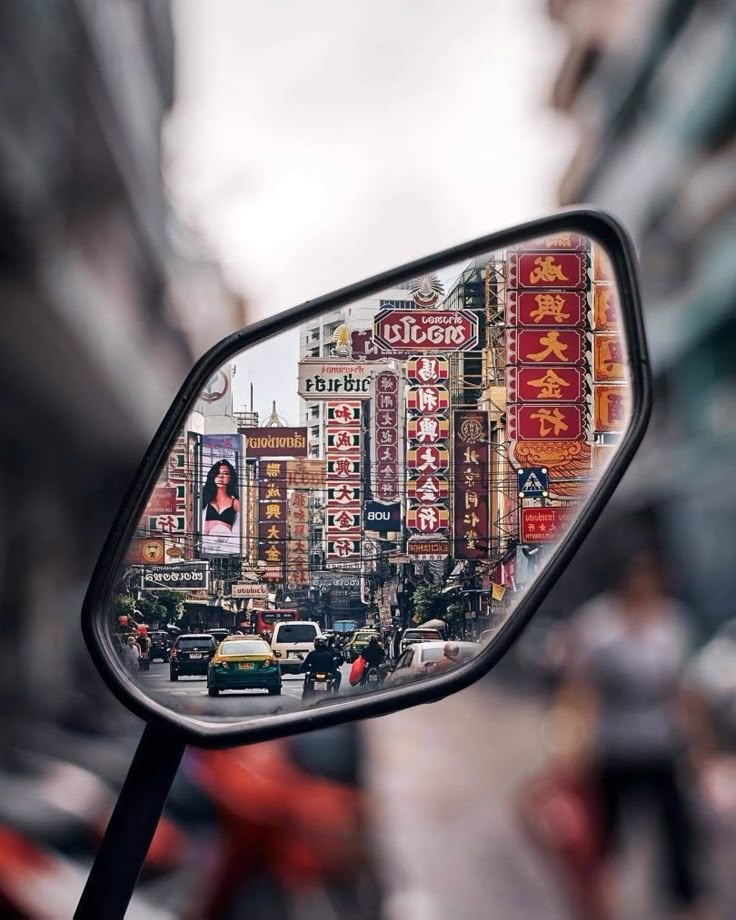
[200,434,242,556]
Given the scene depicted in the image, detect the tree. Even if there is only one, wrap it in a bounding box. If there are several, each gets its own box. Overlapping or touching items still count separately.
[112,594,137,622]
[136,594,166,626]
[150,590,185,624]
[411,585,450,624]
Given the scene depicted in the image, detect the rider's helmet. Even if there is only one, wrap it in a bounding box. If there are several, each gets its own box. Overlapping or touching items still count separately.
[314,635,327,649]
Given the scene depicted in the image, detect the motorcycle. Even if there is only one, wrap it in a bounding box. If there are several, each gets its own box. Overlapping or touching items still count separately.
[302,671,338,701]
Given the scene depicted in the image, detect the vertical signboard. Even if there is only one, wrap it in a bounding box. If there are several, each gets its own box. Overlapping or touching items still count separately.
[258,460,287,580]
[325,400,362,560]
[406,356,450,537]
[592,245,628,452]
[288,486,310,587]
[453,410,490,559]
[506,237,593,507]
[373,369,400,503]
[199,434,242,556]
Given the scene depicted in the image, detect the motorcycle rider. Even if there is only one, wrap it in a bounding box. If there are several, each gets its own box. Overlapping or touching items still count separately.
[301,636,341,696]
[324,634,344,689]
[360,635,386,686]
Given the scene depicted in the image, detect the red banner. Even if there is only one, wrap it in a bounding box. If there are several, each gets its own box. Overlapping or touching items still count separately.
[508,290,586,327]
[508,252,587,290]
[508,366,584,403]
[453,410,490,560]
[509,329,585,366]
[521,507,575,543]
[512,405,585,441]
[406,355,450,383]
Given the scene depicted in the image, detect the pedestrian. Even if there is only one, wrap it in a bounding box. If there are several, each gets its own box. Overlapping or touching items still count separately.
[122,635,140,674]
[559,549,709,917]
[432,642,461,674]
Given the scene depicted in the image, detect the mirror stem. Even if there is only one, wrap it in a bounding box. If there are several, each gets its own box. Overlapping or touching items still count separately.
[74,722,186,920]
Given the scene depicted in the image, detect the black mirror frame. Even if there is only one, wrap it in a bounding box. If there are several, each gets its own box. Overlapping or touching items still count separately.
[82,207,651,748]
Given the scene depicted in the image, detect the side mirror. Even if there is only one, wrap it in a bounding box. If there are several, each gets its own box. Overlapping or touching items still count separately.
[273,650,282,658]
[76,209,650,920]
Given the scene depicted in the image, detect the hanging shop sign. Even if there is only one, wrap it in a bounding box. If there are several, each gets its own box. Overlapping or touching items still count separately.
[507,251,588,290]
[298,359,378,399]
[364,501,402,531]
[406,504,450,534]
[326,400,362,560]
[506,290,586,328]
[453,410,490,560]
[231,583,269,599]
[407,537,451,561]
[521,507,575,544]
[407,416,450,443]
[240,427,308,458]
[406,354,450,383]
[507,329,585,366]
[145,486,178,516]
[140,562,208,591]
[373,309,479,352]
[406,385,451,414]
[510,405,585,441]
[593,385,629,432]
[507,366,585,403]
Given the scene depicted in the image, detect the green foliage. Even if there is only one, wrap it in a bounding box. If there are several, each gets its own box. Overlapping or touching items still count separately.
[446,601,465,623]
[151,590,185,623]
[112,594,137,620]
[411,585,449,624]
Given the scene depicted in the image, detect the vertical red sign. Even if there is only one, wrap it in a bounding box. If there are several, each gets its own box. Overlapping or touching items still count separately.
[453,410,490,560]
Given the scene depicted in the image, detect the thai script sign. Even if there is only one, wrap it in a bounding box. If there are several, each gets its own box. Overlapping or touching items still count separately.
[373,309,479,352]
[298,359,377,398]
[240,427,308,458]
[140,562,208,590]
[231,583,268,598]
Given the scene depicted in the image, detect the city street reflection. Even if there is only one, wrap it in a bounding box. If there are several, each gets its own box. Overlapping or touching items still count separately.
[108,232,632,722]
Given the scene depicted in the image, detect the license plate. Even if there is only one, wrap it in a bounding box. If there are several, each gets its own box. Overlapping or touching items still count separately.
[315,681,327,689]
[189,653,202,659]
[238,662,255,670]
[287,651,301,657]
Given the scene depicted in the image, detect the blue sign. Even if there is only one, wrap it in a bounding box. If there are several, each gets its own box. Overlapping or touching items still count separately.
[364,501,402,532]
[517,467,549,498]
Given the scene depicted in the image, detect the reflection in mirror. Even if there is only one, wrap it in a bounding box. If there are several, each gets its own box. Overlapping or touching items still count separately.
[108,232,631,722]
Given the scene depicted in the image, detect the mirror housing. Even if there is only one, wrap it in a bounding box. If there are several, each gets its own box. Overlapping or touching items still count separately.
[82,207,650,748]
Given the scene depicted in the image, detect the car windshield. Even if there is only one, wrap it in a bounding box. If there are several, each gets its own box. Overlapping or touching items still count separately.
[404,630,441,641]
[177,637,213,650]
[274,624,318,643]
[219,641,270,657]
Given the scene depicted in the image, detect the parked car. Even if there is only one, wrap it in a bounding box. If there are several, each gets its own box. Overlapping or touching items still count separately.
[207,637,281,696]
[169,634,217,681]
[385,641,479,688]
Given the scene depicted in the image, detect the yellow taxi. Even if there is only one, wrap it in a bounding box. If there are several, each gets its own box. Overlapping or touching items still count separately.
[206,636,282,697]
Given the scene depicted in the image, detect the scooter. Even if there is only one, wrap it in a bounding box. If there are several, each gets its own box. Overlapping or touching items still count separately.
[302,671,338,700]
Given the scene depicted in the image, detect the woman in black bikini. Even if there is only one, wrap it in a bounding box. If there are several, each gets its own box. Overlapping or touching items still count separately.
[202,459,241,550]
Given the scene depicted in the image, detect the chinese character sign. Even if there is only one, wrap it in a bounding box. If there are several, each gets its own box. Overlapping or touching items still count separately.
[373,370,400,502]
[453,411,490,559]
[258,459,287,578]
[287,487,310,587]
[406,357,450,537]
[326,400,362,560]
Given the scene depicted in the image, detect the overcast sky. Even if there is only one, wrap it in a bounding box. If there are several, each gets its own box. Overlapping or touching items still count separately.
[166,0,575,417]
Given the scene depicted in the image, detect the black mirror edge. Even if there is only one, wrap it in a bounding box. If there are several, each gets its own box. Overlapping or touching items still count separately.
[81,205,651,749]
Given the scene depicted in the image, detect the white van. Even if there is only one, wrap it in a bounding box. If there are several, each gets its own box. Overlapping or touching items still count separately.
[270,621,322,674]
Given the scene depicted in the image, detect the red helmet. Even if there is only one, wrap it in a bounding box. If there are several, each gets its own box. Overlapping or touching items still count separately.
[118,615,129,626]
[137,625,148,636]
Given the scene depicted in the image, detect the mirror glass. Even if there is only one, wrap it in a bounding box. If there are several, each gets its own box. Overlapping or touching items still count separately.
[108,231,631,722]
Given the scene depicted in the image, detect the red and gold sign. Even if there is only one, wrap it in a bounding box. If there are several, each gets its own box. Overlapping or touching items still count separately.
[594,386,629,432]
[407,385,450,414]
[407,445,450,472]
[374,369,400,502]
[513,405,585,441]
[406,355,450,384]
[287,488,310,587]
[509,329,585,365]
[453,410,490,560]
[508,290,586,327]
[593,285,619,332]
[374,309,479,352]
[521,507,576,543]
[407,474,449,503]
[593,335,626,382]
[326,400,362,560]
[286,459,326,489]
[407,416,450,443]
[127,538,165,565]
[407,505,450,534]
[592,245,613,282]
[508,366,584,403]
[508,252,587,290]
[518,233,586,251]
[258,460,287,578]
